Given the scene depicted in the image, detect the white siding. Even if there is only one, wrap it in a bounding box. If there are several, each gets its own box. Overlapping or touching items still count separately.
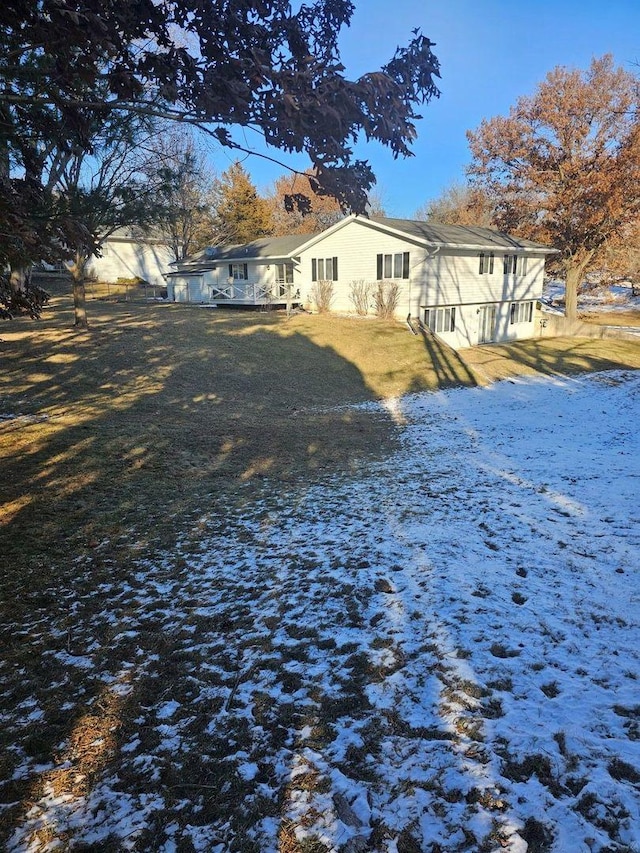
[297,219,547,349]
[88,238,174,287]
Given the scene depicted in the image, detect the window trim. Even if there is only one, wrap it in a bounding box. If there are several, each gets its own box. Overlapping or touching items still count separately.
[377,251,410,280]
[424,305,456,334]
[229,263,248,281]
[311,256,338,282]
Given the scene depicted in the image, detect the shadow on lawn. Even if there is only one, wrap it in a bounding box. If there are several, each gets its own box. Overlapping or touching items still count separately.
[463,335,640,382]
[0,300,398,847]
[1,301,639,849]
[417,326,478,389]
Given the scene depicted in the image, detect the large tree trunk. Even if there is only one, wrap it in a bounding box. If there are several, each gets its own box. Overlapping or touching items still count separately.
[71,251,89,328]
[563,255,592,322]
[564,266,580,322]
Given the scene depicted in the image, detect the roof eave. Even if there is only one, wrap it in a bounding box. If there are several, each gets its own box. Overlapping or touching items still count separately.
[426,241,559,254]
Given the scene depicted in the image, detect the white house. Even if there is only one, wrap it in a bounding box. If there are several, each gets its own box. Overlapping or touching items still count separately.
[87,228,174,287]
[165,215,557,348]
[165,234,313,306]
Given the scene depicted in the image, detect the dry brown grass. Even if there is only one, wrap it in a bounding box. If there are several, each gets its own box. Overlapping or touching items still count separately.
[581,309,640,327]
[2,297,640,575]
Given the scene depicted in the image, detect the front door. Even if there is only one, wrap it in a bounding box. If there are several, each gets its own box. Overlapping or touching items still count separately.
[479,305,497,343]
[275,263,294,297]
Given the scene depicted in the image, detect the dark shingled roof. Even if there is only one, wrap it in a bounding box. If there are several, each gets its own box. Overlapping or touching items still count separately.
[171,234,314,270]
[369,217,554,251]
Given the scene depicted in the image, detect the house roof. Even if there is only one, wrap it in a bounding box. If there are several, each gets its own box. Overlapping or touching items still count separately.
[367,216,556,252]
[169,215,557,275]
[169,233,314,272]
[103,226,166,245]
[292,214,557,254]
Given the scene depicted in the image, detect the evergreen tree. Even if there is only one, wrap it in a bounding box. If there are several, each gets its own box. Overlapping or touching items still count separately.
[212,163,273,244]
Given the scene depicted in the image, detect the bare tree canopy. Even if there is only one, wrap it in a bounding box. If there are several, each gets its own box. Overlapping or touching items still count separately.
[150,131,220,262]
[415,181,495,227]
[467,55,640,320]
[267,171,343,236]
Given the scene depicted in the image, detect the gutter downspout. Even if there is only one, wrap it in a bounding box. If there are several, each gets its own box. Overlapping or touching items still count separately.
[407,245,440,330]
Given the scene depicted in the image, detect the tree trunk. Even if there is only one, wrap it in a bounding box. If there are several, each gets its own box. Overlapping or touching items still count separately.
[9,266,29,294]
[71,251,89,328]
[563,256,592,322]
[564,266,580,322]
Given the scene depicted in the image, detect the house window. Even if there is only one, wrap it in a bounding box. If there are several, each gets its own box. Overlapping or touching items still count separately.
[377,252,410,280]
[510,301,534,324]
[479,252,494,274]
[229,263,248,281]
[311,256,338,281]
[424,306,456,334]
[503,254,528,275]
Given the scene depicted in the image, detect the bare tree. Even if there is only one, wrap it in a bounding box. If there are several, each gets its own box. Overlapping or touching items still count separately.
[57,114,179,326]
[149,131,221,261]
[415,181,495,226]
[467,55,640,320]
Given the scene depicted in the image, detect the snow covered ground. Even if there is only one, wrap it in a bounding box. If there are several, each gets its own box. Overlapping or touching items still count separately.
[544,280,640,316]
[3,371,640,852]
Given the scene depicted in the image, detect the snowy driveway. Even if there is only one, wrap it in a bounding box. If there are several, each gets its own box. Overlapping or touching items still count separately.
[4,371,640,852]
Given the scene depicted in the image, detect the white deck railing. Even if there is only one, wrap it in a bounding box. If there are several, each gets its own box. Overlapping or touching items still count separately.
[211,282,272,302]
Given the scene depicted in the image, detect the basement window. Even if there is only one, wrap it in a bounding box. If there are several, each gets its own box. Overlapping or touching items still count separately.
[424,306,456,334]
[510,301,534,324]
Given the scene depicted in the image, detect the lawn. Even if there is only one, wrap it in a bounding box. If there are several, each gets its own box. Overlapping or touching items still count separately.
[1,297,640,851]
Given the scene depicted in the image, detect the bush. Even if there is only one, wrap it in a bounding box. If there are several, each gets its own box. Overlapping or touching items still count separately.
[116,276,149,286]
[374,281,399,319]
[348,279,374,315]
[310,279,334,313]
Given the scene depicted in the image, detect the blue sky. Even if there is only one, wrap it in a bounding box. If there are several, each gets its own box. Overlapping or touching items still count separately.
[214,0,640,218]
